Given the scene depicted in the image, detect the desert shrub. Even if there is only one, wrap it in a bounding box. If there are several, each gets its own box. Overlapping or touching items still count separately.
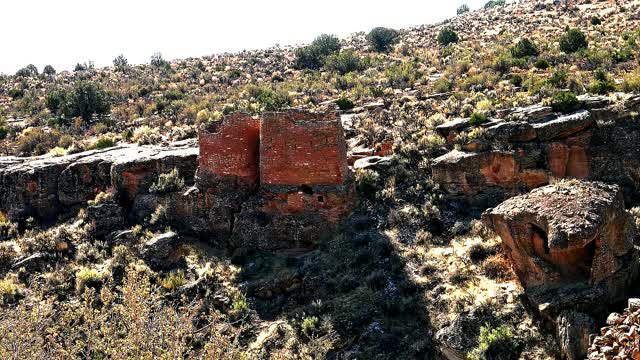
[160,271,187,292]
[254,87,291,111]
[534,58,550,69]
[468,243,498,263]
[484,0,506,8]
[8,88,24,99]
[0,212,18,241]
[0,123,7,141]
[437,27,459,46]
[492,53,514,75]
[150,52,169,69]
[150,168,185,194]
[457,4,470,15]
[46,81,111,121]
[91,136,116,150]
[559,29,588,53]
[433,78,453,93]
[301,316,320,337]
[366,27,399,53]
[547,68,568,88]
[511,38,538,58]
[75,268,103,293]
[43,65,56,76]
[621,71,640,92]
[483,254,513,280]
[355,169,380,196]
[386,61,419,89]
[0,243,18,271]
[0,278,20,304]
[469,324,521,360]
[335,98,355,111]
[324,50,363,74]
[591,16,602,25]
[587,68,616,95]
[88,191,114,206]
[113,54,129,72]
[16,128,61,155]
[230,290,249,316]
[294,34,341,70]
[551,91,581,113]
[469,112,488,126]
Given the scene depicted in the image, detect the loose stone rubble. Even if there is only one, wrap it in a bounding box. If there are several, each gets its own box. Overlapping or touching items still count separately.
[589,298,640,359]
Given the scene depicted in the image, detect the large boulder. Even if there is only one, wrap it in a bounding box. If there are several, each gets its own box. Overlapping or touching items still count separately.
[482,180,638,302]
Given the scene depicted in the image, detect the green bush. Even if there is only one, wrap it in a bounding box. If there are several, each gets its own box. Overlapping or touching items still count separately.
[591,16,602,25]
[7,88,24,99]
[547,69,568,88]
[437,27,459,46]
[551,91,581,113]
[469,112,488,126]
[324,50,364,74]
[511,38,538,58]
[386,61,419,89]
[335,98,355,111]
[484,0,506,8]
[16,128,62,155]
[469,324,521,360]
[249,86,291,111]
[457,4,470,15]
[356,169,380,197]
[366,27,399,53]
[150,52,169,69]
[113,54,129,72]
[433,78,453,93]
[15,64,38,77]
[294,34,341,70]
[43,65,56,76]
[559,29,588,53]
[46,81,111,121]
[149,168,185,194]
[621,71,640,92]
[91,136,116,150]
[533,58,550,69]
[587,68,616,95]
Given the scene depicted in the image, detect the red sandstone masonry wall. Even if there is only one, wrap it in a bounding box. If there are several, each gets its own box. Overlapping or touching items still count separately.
[259,111,349,186]
[198,113,261,184]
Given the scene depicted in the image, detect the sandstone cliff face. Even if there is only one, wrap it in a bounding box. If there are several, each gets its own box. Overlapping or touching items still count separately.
[432,95,640,207]
[0,141,198,222]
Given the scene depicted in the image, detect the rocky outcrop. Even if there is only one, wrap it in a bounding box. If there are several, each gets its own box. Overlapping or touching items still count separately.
[483,180,639,360]
[482,180,637,300]
[432,95,640,207]
[0,141,198,222]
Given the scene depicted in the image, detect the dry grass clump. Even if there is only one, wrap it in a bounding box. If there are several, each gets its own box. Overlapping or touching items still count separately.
[482,254,514,281]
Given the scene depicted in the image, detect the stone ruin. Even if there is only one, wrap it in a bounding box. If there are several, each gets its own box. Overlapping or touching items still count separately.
[195,110,354,249]
[0,110,354,250]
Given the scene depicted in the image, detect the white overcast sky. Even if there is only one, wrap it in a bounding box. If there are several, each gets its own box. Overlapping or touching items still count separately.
[1,0,490,74]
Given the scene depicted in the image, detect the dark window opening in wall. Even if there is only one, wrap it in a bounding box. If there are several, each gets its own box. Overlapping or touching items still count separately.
[317,195,324,203]
[300,185,313,195]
